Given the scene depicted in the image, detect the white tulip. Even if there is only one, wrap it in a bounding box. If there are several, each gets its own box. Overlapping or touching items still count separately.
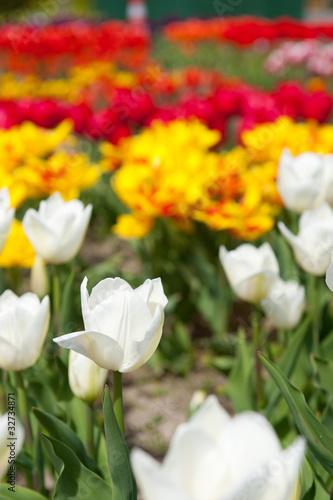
[0,413,24,481]
[22,192,92,264]
[261,279,305,330]
[131,395,305,500]
[278,202,333,275]
[0,290,50,371]
[0,187,15,253]
[53,277,168,372]
[69,350,108,403]
[219,243,279,303]
[276,149,329,213]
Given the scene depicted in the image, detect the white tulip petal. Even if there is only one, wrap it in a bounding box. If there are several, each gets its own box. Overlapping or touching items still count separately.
[134,279,154,303]
[131,449,192,500]
[277,150,327,213]
[146,278,168,308]
[54,330,124,371]
[21,296,50,370]
[58,204,92,259]
[39,192,65,218]
[299,202,333,230]
[89,291,153,348]
[278,218,333,275]
[69,351,108,403]
[260,243,280,273]
[0,336,20,371]
[163,427,225,500]
[0,291,50,371]
[0,187,11,209]
[188,395,230,440]
[0,187,14,250]
[18,291,42,309]
[235,271,279,303]
[216,411,282,486]
[221,437,306,500]
[219,243,279,302]
[261,280,305,330]
[22,193,92,264]
[0,309,22,347]
[0,289,19,309]
[23,209,60,261]
[86,276,133,310]
[120,307,163,372]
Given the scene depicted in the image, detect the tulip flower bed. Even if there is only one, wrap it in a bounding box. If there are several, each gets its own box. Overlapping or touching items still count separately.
[265,39,333,78]
[1,15,333,500]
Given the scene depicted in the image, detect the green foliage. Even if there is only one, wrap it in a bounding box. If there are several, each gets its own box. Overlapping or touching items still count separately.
[103,387,137,500]
[41,435,112,500]
[264,313,314,418]
[226,329,256,412]
[0,485,47,500]
[33,408,99,475]
[260,353,333,478]
[152,35,308,90]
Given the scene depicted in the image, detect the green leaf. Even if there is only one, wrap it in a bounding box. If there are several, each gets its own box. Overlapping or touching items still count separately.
[103,386,137,500]
[259,353,333,476]
[226,330,255,411]
[322,402,333,436]
[173,322,193,353]
[300,458,314,499]
[264,312,313,418]
[313,479,331,500]
[207,355,234,372]
[28,379,59,415]
[41,434,112,500]
[32,408,98,475]
[321,329,333,359]
[0,485,47,500]
[311,355,333,396]
[53,357,73,401]
[33,426,45,497]
[271,231,299,282]
[60,270,77,335]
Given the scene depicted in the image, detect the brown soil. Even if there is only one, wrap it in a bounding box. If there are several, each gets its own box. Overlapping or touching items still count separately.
[122,362,229,458]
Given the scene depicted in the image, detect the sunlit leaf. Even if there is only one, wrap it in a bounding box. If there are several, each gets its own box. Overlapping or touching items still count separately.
[103,386,137,500]
[260,353,333,476]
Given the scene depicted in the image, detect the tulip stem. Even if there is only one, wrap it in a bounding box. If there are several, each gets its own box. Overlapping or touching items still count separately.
[15,371,33,452]
[86,404,96,460]
[252,312,264,409]
[113,371,124,436]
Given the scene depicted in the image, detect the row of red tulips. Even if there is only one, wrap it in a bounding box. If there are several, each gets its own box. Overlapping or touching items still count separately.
[0,81,331,144]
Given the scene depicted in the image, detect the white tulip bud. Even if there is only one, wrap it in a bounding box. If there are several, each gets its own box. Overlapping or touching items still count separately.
[279,202,333,275]
[69,351,108,404]
[219,243,279,303]
[261,279,305,330]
